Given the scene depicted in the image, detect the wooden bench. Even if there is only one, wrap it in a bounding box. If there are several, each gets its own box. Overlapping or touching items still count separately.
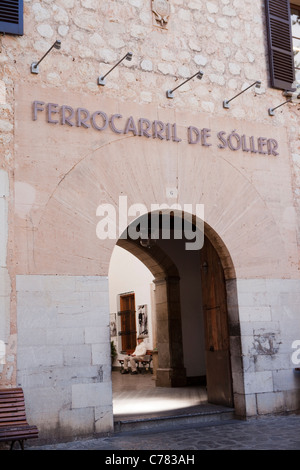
[0,388,39,450]
[119,350,153,374]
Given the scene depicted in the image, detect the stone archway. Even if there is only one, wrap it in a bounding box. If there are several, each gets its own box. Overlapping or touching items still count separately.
[116,212,243,413]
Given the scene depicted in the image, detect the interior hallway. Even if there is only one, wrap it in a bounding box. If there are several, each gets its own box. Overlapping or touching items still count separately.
[112,370,231,422]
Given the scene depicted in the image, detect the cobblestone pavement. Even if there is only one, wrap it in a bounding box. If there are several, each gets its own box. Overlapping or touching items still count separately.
[28,414,300,451]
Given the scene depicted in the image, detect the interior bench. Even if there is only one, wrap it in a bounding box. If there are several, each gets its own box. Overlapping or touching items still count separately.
[0,388,39,450]
[119,350,153,374]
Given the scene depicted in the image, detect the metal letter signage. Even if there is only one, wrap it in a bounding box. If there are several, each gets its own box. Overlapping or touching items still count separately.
[32,100,280,156]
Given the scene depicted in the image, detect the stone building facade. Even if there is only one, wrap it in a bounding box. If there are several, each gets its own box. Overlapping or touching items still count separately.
[0,0,300,442]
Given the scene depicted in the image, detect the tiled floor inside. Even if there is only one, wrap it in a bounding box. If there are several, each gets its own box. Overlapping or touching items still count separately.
[112,371,229,421]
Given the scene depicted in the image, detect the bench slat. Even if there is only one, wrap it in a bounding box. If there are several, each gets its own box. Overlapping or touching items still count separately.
[0,388,38,447]
[0,418,28,426]
[0,391,24,396]
[0,426,38,441]
[0,408,26,415]
[0,391,24,400]
[0,410,26,417]
[0,415,27,422]
[0,398,25,403]
[0,401,25,408]
[0,428,38,436]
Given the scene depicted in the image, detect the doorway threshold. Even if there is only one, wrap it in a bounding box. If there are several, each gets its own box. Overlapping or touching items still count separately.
[112,371,235,432]
[114,403,235,433]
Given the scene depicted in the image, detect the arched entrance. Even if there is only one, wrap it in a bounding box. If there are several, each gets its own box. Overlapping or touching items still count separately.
[112,212,240,411]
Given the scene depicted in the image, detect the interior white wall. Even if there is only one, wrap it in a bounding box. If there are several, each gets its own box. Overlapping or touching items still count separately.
[108,245,155,356]
[157,238,206,377]
[108,239,206,378]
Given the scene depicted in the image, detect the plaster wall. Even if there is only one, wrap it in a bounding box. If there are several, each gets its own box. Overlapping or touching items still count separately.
[13,85,297,281]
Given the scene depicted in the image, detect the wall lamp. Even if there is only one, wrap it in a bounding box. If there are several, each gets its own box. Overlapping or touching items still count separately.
[31,40,62,74]
[268,98,292,116]
[223,80,261,108]
[166,71,203,99]
[269,88,300,115]
[98,52,133,86]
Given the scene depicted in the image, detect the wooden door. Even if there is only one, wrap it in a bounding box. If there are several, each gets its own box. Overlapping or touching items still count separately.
[119,293,136,351]
[200,236,233,407]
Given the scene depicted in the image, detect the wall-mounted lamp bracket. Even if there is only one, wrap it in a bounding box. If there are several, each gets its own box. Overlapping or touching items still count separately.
[31,63,40,74]
[268,98,292,116]
[223,80,261,108]
[166,71,203,99]
[166,89,175,99]
[31,40,61,74]
[283,83,300,98]
[98,52,133,86]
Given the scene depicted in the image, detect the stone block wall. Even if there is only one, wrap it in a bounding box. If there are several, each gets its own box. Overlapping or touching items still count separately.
[16,275,113,440]
[0,170,12,383]
[0,0,294,121]
[237,279,300,415]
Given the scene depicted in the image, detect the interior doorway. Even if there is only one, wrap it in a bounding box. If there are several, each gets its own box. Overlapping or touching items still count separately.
[109,212,239,417]
[119,293,137,352]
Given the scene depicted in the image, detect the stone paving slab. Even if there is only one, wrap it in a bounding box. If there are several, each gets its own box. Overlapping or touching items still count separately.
[26,413,300,451]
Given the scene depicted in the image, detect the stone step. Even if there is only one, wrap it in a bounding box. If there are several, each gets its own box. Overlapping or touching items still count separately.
[114,407,236,433]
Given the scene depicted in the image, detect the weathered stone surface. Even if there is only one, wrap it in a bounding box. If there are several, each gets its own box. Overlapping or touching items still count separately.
[16,275,111,439]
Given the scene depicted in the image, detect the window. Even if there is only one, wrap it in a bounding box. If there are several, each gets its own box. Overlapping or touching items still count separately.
[265,0,295,90]
[0,0,23,36]
[291,4,300,83]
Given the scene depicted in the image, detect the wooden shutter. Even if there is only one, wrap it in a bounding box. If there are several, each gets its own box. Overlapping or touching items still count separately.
[0,0,23,36]
[265,0,295,90]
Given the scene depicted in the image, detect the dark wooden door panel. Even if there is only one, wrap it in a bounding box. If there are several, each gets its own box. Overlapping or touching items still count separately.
[206,350,233,407]
[200,236,233,407]
[119,293,136,351]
